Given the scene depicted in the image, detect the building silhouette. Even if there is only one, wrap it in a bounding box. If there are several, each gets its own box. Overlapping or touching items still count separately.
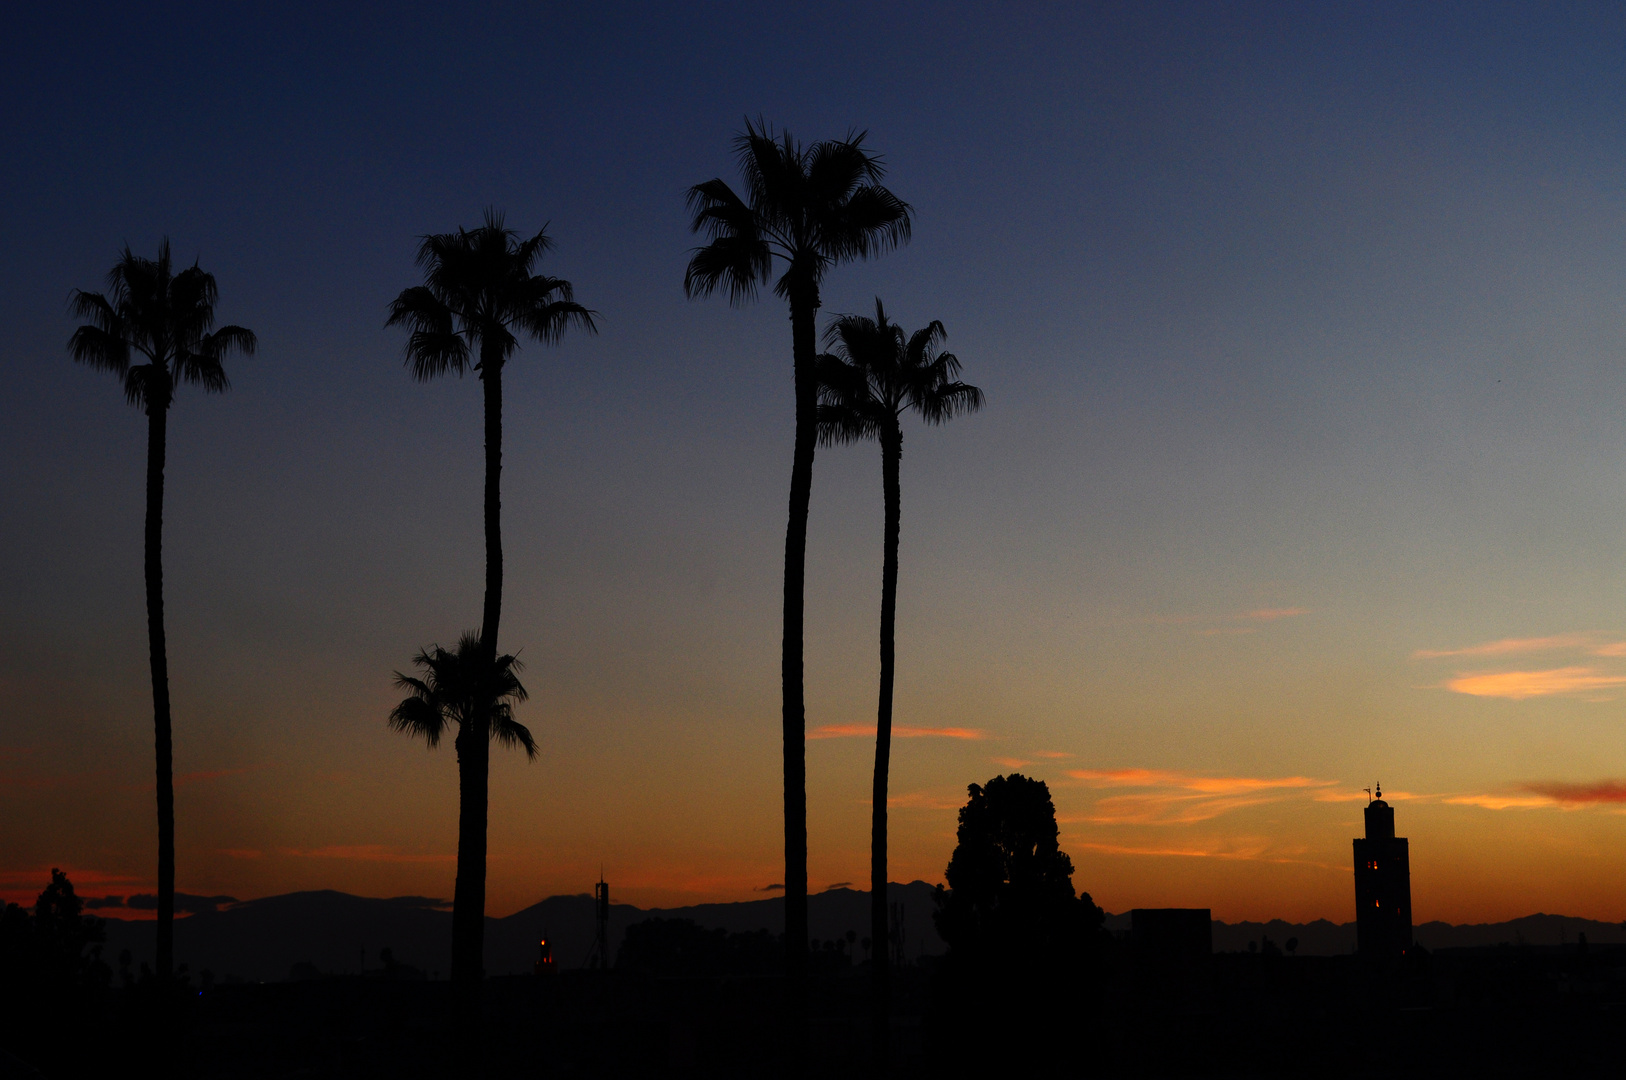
[1353,784,1412,958]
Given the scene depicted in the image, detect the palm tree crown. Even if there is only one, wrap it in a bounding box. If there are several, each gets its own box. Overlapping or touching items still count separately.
[817,299,984,444]
[390,632,535,759]
[684,119,912,307]
[68,241,257,410]
[387,208,597,381]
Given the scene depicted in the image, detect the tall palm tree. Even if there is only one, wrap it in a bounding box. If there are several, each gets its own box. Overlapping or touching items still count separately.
[817,300,982,1070]
[67,242,256,979]
[388,633,533,995]
[388,209,596,660]
[386,209,591,1009]
[684,122,911,1037]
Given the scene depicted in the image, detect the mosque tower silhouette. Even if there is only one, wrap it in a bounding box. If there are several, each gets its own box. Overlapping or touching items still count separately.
[1353,783,1413,958]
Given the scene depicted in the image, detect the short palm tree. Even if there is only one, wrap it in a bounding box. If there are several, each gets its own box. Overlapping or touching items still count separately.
[817,299,982,1070]
[67,242,255,980]
[387,209,596,659]
[389,632,534,996]
[684,121,911,1030]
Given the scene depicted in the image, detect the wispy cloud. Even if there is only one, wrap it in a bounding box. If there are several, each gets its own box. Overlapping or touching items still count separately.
[1068,768,1331,795]
[1442,667,1626,700]
[1071,839,1337,869]
[1443,793,1558,810]
[1414,634,1594,659]
[992,757,1030,769]
[280,845,454,864]
[810,724,985,740]
[1521,781,1626,805]
[1245,608,1310,621]
[1066,768,1336,825]
[884,791,962,811]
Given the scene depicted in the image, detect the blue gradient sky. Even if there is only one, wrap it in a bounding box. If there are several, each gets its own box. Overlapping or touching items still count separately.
[7,2,1626,921]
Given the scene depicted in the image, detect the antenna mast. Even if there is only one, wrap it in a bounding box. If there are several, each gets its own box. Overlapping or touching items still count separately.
[587,869,610,970]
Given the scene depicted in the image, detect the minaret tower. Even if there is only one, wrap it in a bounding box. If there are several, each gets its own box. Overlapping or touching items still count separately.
[1353,783,1412,958]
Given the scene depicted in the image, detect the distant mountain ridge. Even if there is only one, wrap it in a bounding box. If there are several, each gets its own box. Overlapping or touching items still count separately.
[99,888,1626,981]
[101,882,946,983]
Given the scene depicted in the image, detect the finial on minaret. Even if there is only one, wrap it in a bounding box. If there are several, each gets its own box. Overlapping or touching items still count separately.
[1375,781,1382,800]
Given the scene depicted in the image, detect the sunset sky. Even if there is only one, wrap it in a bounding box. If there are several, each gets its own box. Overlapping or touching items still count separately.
[9,3,1626,925]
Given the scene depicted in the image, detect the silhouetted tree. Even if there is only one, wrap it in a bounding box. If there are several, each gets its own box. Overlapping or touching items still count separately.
[816,300,982,1068]
[0,869,111,1075]
[387,211,596,663]
[68,245,255,978]
[929,774,1104,1066]
[935,774,1103,961]
[389,631,534,1015]
[387,213,591,1024]
[684,120,911,1051]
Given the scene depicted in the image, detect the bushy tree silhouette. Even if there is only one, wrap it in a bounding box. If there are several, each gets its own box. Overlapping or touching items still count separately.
[817,300,982,1069]
[389,631,534,1020]
[684,120,911,1053]
[68,245,255,978]
[931,774,1105,1066]
[935,773,1101,959]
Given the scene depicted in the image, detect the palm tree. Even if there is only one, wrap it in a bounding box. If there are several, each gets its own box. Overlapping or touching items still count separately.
[684,121,911,1036]
[388,633,533,1001]
[817,300,981,1070]
[67,242,256,979]
[387,209,596,661]
[386,210,591,1019]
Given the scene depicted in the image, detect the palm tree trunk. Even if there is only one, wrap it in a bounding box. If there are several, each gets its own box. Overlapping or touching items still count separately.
[871,424,901,1072]
[457,343,503,1052]
[144,402,175,980]
[782,285,818,1064]
[480,348,503,655]
[451,725,489,1047]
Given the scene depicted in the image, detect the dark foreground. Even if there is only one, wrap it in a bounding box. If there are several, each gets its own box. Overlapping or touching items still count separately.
[10,944,1626,1077]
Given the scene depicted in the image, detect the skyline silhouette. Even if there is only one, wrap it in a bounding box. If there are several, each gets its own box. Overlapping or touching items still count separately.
[12,5,1626,936]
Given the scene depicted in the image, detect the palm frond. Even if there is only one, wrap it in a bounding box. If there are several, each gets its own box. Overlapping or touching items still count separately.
[67,320,130,377]
[685,232,771,304]
[512,222,557,273]
[821,184,913,263]
[686,179,756,237]
[916,379,985,425]
[388,286,469,380]
[388,694,449,749]
[515,297,598,344]
[491,713,538,761]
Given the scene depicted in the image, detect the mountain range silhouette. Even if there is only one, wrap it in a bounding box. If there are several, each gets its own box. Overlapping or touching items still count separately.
[94,884,1626,983]
[97,882,947,982]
